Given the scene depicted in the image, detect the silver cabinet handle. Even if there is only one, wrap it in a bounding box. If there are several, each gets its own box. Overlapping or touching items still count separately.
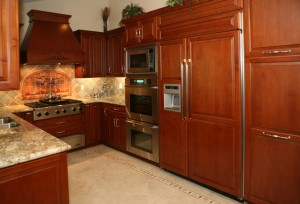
[104,108,107,116]
[56,130,66,134]
[113,118,116,126]
[109,66,112,73]
[262,132,291,140]
[186,59,191,119]
[262,50,291,55]
[139,28,142,38]
[181,61,185,120]
[122,65,125,73]
[115,119,119,127]
[135,29,139,38]
[56,121,65,125]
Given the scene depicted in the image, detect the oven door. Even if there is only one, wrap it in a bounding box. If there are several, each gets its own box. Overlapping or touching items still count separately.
[126,119,159,163]
[125,85,158,124]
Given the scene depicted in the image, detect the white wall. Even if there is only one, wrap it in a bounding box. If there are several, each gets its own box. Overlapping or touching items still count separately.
[19,0,109,41]
[108,0,166,29]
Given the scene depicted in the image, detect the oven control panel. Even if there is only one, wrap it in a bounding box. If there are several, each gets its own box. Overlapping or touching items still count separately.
[33,103,84,120]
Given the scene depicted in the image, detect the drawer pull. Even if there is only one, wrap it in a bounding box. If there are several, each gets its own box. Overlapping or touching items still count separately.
[56,130,66,134]
[113,108,120,111]
[56,121,65,125]
[262,132,291,140]
[262,50,291,55]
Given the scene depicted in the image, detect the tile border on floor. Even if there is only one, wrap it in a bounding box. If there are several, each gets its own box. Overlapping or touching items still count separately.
[68,146,220,204]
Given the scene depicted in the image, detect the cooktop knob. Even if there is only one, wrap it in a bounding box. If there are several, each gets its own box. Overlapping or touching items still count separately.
[55,110,60,114]
[78,106,82,111]
[45,111,49,116]
[36,112,42,117]
[72,107,77,112]
[62,109,67,113]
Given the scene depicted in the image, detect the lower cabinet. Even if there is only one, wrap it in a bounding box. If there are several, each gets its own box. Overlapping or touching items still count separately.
[101,103,126,151]
[0,153,69,204]
[84,103,101,146]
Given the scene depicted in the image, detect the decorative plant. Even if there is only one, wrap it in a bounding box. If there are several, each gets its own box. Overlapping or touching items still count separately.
[119,3,144,27]
[166,0,184,7]
[101,7,110,32]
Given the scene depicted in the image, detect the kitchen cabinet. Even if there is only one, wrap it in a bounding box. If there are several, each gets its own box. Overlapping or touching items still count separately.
[0,153,69,204]
[13,111,34,123]
[84,103,101,146]
[105,27,125,76]
[244,1,300,203]
[0,0,19,90]
[74,30,106,78]
[124,17,157,47]
[159,9,243,197]
[101,103,126,151]
[33,114,84,138]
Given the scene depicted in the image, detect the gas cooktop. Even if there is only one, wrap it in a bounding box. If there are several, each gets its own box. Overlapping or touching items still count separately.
[24,99,82,108]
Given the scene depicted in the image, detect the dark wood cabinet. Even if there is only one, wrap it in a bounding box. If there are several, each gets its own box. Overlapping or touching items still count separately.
[0,153,69,204]
[105,28,125,76]
[0,0,19,90]
[74,30,106,78]
[84,103,101,146]
[159,10,242,197]
[33,114,84,138]
[124,17,157,47]
[101,103,126,151]
[13,111,34,123]
[244,1,300,203]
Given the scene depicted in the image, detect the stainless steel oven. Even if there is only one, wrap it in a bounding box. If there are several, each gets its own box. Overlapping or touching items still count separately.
[125,77,158,124]
[126,119,159,163]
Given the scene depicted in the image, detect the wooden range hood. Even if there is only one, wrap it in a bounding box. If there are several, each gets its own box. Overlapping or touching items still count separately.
[20,10,84,65]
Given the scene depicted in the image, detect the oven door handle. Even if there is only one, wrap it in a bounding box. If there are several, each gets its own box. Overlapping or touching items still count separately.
[126,119,158,129]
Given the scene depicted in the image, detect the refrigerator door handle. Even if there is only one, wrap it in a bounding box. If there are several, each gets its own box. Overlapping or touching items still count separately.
[186,59,191,119]
[181,60,185,120]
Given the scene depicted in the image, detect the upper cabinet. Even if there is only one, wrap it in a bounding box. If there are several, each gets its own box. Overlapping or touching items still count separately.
[105,27,125,76]
[124,17,157,47]
[0,0,19,90]
[244,0,300,58]
[74,30,106,78]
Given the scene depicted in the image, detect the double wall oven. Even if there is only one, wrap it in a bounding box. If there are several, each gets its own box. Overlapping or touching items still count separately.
[125,44,159,163]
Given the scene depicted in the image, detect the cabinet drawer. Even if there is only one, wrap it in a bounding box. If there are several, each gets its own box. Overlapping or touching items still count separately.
[108,105,125,113]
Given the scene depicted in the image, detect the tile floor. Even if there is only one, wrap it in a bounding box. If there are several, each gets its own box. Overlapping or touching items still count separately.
[68,145,243,204]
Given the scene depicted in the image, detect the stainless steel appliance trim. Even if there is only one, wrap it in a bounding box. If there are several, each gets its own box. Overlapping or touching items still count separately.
[126,119,159,163]
[60,134,85,150]
[186,59,190,118]
[181,62,185,118]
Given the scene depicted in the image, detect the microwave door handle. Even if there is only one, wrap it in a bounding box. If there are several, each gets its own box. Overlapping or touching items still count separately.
[181,60,185,120]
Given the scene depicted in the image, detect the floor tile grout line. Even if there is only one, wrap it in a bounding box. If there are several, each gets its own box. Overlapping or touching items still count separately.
[104,153,220,204]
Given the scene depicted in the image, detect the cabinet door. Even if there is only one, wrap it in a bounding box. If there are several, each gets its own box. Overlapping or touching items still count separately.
[101,104,110,144]
[108,111,116,148]
[140,17,157,44]
[159,39,186,80]
[244,0,300,57]
[92,34,106,77]
[0,0,19,90]
[107,31,124,76]
[188,31,242,197]
[125,22,139,46]
[85,103,101,146]
[75,34,93,78]
[160,111,188,176]
[244,60,300,203]
[114,113,126,151]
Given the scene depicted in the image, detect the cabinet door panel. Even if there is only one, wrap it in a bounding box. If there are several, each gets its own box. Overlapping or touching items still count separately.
[140,17,157,44]
[245,129,300,204]
[0,0,19,90]
[246,0,300,51]
[125,23,139,46]
[188,120,241,196]
[93,35,105,77]
[249,61,300,134]
[189,31,241,121]
[160,112,187,176]
[159,39,186,80]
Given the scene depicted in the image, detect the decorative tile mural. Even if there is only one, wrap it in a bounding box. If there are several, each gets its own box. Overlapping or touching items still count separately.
[0,65,125,106]
[22,70,72,99]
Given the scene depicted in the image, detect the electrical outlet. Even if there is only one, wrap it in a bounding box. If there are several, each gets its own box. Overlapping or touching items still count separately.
[80,85,84,91]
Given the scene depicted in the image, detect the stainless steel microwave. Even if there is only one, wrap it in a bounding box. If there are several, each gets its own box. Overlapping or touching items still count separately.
[125,44,157,75]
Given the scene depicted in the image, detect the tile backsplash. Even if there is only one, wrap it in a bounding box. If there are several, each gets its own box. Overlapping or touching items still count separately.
[0,65,125,106]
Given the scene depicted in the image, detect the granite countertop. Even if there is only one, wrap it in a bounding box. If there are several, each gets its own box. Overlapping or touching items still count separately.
[0,96,124,169]
[0,105,71,169]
